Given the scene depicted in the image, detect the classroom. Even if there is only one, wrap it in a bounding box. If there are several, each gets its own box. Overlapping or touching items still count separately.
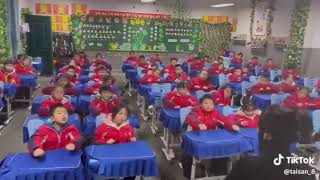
[0,0,319,179]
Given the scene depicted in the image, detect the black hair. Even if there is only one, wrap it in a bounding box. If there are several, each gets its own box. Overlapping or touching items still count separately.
[73,53,80,57]
[102,75,113,83]
[260,75,270,81]
[195,56,201,60]
[241,103,257,112]
[153,68,160,72]
[129,50,135,54]
[21,55,30,61]
[99,85,113,94]
[49,103,67,117]
[199,94,214,104]
[174,64,182,68]
[217,56,223,61]
[176,82,187,89]
[170,57,177,62]
[219,85,232,91]
[111,103,131,120]
[97,65,107,71]
[16,54,24,61]
[237,52,243,56]
[4,58,15,65]
[252,56,258,60]
[96,53,102,58]
[266,58,273,61]
[67,66,75,70]
[139,55,145,59]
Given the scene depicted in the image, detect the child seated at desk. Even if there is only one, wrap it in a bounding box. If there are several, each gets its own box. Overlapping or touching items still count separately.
[135,55,149,69]
[261,58,278,73]
[167,64,189,83]
[185,53,196,63]
[208,63,229,75]
[42,75,79,96]
[15,55,35,75]
[163,82,197,109]
[190,57,205,70]
[164,57,178,74]
[212,56,223,68]
[279,75,299,94]
[84,75,116,95]
[61,59,81,75]
[231,52,243,64]
[251,76,279,94]
[228,102,261,128]
[228,69,243,83]
[90,86,119,116]
[150,53,162,65]
[28,104,81,158]
[247,56,259,68]
[242,66,252,77]
[0,59,20,87]
[283,87,320,110]
[90,65,109,83]
[91,53,110,69]
[211,86,232,106]
[64,66,80,84]
[188,71,214,92]
[140,68,162,85]
[125,50,140,65]
[39,86,75,116]
[282,69,300,80]
[78,51,90,68]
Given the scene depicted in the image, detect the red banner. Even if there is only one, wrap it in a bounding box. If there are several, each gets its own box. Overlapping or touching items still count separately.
[89,10,170,19]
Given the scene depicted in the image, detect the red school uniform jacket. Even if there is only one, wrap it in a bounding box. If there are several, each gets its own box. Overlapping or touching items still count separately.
[0,69,20,87]
[261,64,278,72]
[75,57,90,67]
[228,110,261,128]
[231,57,243,64]
[95,119,136,144]
[208,67,229,75]
[164,65,176,74]
[212,61,223,68]
[228,74,243,83]
[283,95,320,110]
[247,59,258,68]
[251,82,279,94]
[167,72,189,83]
[139,74,161,85]
[91,59,110,68]
[279,82,299,94]
[70,76,80,84]
[188,77,214,92]
[163,91,198,109]
[150,57,162,65]
[282,69,301,79]
[190,61,205,70]
[61,65,81,75]
[212,90,232,106]
[84,83,116,95]
[136,62,149,69]
[90,74,104,83]
[42,84,79,96]
[185,106,234,131]
[125,56,140,65]
[90,95,119,116]
[15,63,34,75]
[39,96,75,116]
[28,123,80,156]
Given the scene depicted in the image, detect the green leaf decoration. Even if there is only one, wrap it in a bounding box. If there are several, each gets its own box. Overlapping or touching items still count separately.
[0,0,10,62]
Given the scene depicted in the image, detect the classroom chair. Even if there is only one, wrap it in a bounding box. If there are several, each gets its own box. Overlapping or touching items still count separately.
[271,93,290,105]
[241,81,254,96]
[270,69,282,82]
[249,75,260,84]
[312,110,320,135]
[254,66,261,76]
[95,114,140,129]
[180,107,192,126]
[195,90,211,101]
[222,106,240,116]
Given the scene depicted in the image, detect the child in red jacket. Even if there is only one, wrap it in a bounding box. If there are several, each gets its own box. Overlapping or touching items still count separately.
[90,86,119,116]
[39,86,75,116]
[42,75,79,95]
[167,64,189,83]
[208,63,229,75]
[251,76,279,94]
[64,66,80,84]
[150,53,162,65]
[212,86,232,106]
[84,75,116,95]
[190,57,205,70]
[184,94,240,131]
[279,75,299,94]
[282,69,301,80]
[91,53,110,69]
[140,68,162,85]
[228,69,243,83]
[247,56,259,68]
[163,82,197,109]
[0,60,20,87]
[283,87,320,110]
[15,55,35,75]
[261,59,278,73]
[95,104,136,144]
[90,65,108,83]
[212,57,224,68]
[164,58,178,74]
[242,66,252,77]
[228,103,261,128]
[125,51,140,65]
[188,71,214,92]
[79,51,90,68]
[185,53,196,63]
[61,59,81,75]
[28,104,81,158]
[135,55,149,69]
[231,52,243,64]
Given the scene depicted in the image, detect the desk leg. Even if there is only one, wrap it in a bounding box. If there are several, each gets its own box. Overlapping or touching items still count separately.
[150,108,159,134]
[28,87,32,110]
[4,97,13,125]
[191,157,196,180]
[128,80,132,97]
[140,96,148,121]
[161,128,175,161]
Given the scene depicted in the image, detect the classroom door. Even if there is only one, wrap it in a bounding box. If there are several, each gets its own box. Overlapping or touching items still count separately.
[25,15,53,75]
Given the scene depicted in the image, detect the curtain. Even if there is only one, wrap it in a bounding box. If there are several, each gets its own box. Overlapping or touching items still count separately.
[6,0,20,58]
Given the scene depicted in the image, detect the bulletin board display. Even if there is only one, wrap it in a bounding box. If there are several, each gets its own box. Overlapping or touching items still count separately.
[71,15,201,53]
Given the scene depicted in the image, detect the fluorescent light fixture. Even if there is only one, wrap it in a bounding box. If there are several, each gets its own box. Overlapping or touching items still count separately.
[210,3,235,8]
[141,0,156,2]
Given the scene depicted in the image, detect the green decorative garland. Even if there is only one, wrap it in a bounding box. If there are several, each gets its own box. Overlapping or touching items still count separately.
[199,22,231,60]
[284,0,310,70]
[20,8,32,54]
[0,0,10,61]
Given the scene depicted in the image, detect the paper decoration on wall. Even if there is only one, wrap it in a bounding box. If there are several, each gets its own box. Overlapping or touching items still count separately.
[35,3,52,15]
[71,4,87,15]
[53,4,69,15]
[201,16,228,24]
[253,2,269,36]
[231,18,237,32]
[52,16,71,32]
[89,10,171,19]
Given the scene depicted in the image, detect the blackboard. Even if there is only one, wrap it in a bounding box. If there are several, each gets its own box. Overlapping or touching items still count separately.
[71,15,200,53]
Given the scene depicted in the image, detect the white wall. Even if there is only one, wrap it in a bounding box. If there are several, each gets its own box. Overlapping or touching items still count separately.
[304,0,320,48]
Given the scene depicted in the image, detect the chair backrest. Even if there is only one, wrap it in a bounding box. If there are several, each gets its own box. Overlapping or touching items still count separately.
[187,63,191,75]
[270,69,282,82]
[95,114,140,128]
[88,72,95,78]
[271,93,289,105]
[27,118,45,138]
[195,90,210,101]
[223,57,231,69]
[204,63,212,70]
[254,66,261,76]
[0,81,4,98]
[312,110,320,134]
[160,83,172,94]
[249,76,260,84]
[151,83,162,93]
[177,58,184,65]
[241,81,254,96]
[96,115,104,128]
[163,73,169,80]
[309,92,319,98]
[218,74,227,87]
[304,77,318,90]
[180,107,192,125]
[222,106,240,116]
[137,67,144,77]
